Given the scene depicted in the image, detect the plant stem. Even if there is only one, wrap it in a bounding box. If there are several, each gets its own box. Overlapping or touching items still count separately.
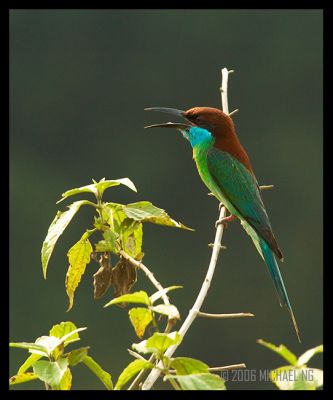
[197,311,254,318]
[119,250,170,306]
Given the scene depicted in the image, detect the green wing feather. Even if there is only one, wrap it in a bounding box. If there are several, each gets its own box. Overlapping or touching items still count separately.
[207,147,283,260]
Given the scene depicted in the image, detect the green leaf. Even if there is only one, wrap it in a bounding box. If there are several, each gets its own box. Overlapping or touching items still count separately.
[120,219,143,258]
[18,353,43,374]
[257,339,298,366]
[150,304,180,320]
[128,308,153,338]
[65,235,93,311]
[67,347,90,366]
[49,321,81,344]
[41,200,92,278]
[104,290,150,308]
[170,357,209,375]
[59,327,87,345]
[95,229,118,254]
[124,201,193,230]
[95,178,137,198]
[33,358,69,388]
[164,373,226,390]
[10,341,49,357]
[82,355,113,390]
[56,177,137,204]
[132,331,182,355]
[270,366,323,390]
[115,359,153,390]
[150,285,183,304]
[34,336,62,358]
[103,203,127,232]
[58,367,72,390]
[9,372,39,386]
[297,345,323,366]
[57,183,99,203]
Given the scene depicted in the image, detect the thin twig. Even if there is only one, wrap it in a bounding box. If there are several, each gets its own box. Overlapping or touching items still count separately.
[197,311,254,319]
[169,363,246,374]
[119,250,170,306]
[141,68,236,390]
[229,108,239,117]
[259,184,274,191]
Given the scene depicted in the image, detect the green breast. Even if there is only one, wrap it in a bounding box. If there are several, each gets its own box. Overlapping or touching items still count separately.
[192,146,240,217]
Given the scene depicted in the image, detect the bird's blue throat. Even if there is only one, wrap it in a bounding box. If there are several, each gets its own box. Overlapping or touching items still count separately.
[181,126,215,148]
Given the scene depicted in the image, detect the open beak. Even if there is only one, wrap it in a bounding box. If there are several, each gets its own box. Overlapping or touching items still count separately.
[145,122,191,130]
[144,107,191,130]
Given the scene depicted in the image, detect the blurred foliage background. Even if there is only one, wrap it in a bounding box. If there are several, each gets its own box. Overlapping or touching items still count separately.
[10,9,322,390]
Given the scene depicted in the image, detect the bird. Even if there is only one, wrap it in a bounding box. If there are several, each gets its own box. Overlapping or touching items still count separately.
[144,106,300,342]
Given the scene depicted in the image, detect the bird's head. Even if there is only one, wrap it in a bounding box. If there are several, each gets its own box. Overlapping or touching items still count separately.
[144,106,233,146]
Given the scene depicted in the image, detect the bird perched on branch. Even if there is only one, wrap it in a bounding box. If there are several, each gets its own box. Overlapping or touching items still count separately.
[145,106,300,342]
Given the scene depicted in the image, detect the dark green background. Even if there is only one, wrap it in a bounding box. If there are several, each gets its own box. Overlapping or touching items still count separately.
[10,10,323,390]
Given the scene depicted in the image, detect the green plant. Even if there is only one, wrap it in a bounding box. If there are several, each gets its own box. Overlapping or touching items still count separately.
[9,321,112,390]
[258,340,323,390]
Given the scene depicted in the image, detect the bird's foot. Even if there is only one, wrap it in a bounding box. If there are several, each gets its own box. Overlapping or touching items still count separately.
[215,214,237,228]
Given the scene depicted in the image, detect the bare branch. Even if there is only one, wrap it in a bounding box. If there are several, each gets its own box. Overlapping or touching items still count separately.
[229,108,239,117]
[259,184,274,191]
[197,311,254,319]
[169,363,246,374]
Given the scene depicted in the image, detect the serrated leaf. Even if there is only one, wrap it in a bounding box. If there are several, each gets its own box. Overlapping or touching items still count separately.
[66,235,93,311]
[128,307,153,338]
[297,345,323,366]
[257,339,298,366]
[105,290,150,308]
[270,366,323,390]
[41,200,92,279]
[133,331,181,355]
[67,347,90,366]
[115,359,153,390]
[33,358,69,388]
[9,372,39,385]
[170,357,209,375]
[18,353,43,374]
[150,285,183,304]
[82,355,113,390]
[124,201,193,230]
[150,304,180,320]
[164,373,226,390]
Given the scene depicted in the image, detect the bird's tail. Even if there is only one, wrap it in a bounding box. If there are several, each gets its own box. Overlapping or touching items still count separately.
[260,239,301,342]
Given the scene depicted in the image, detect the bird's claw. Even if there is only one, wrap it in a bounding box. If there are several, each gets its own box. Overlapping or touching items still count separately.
[215,214,237,228]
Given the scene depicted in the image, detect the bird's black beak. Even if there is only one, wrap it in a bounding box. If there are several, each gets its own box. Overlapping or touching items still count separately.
[144,107,185,117]
[144,107,191,129]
